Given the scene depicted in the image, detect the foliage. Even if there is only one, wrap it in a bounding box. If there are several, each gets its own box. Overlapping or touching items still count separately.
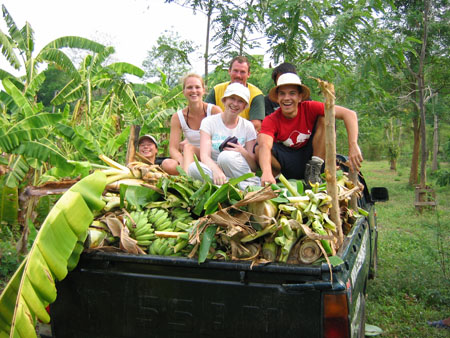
[142,30,197,87]
[364,160,449,338]
[211,0,265,59]
[430,169,450,187]
[36,65,73,109]
[0,172,106,337]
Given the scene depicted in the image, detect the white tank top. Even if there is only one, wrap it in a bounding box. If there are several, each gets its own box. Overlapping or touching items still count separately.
[177,103,213,147]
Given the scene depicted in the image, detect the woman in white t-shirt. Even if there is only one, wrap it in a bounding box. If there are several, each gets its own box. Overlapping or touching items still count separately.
[188,83,260,189]
[161,74,221,175]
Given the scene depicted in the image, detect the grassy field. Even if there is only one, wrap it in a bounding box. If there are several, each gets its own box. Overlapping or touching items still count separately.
[362,160,449,337]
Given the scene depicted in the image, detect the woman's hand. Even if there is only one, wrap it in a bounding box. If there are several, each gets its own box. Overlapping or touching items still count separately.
[212,167,227,185]
[179,139,188,152]
[224,141,245,155]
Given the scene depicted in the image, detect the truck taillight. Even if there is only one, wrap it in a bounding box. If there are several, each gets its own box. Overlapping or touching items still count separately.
[323,293,350,338]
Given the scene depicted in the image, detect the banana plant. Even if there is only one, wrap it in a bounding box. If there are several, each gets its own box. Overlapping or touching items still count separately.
[0,171,107,338]
[51,48,147,127]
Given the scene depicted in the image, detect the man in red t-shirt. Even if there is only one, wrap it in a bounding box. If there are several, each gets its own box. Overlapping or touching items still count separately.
[256,73,363,186]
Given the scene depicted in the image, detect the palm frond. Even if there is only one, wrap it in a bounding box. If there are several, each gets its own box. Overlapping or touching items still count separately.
[16,141,74,174]
[1,5,25,53]
[117,84,142,120]
[2,78,36,117]
[26,71,46,97]
[0,128,47,153]
[7,113,63,133]
[4,155,29,188]
[54,123,99,162]
[21,22,34,59]
[0,29,20,69]
[41,36,106,54]
[103,125,130,156]
[0,175,20,225]
[50,79,81,105]
[37,48,80,82]
[105,62,145,78]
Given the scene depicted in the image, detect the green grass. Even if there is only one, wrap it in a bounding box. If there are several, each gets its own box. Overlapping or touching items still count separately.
[362,161,450,338]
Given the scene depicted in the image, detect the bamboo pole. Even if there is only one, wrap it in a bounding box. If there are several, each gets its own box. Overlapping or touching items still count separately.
[126,125,141,165]
[315,78,343,246]
[349,171,359,211]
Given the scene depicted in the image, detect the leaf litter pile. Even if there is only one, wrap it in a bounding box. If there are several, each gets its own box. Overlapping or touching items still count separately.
[89,156,367,266]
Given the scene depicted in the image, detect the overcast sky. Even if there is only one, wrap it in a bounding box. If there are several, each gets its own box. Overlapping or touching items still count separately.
[0,0,214,77]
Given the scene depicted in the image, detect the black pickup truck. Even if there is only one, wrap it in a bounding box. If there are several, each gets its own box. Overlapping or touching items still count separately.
[48,174,388,338]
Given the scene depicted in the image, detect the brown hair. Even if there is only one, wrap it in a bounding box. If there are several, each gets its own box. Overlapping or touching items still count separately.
[182,73,205,90]
[229,56,251,73]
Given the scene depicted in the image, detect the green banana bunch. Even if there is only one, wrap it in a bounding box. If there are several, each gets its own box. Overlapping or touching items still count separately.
[128,210,156,247]
[170,207,193,222]
[149,237,180,256]
[148,208,172,231]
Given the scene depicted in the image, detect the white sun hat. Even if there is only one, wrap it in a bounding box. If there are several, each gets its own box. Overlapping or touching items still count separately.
[221,82,250,105]
[138,134,158,148]
[268,73,311,102]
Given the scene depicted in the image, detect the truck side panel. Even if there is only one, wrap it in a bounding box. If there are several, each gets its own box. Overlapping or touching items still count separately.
[51,261,324,338]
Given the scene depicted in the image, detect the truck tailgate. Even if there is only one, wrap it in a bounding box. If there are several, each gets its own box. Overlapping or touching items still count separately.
[51,254,329,338]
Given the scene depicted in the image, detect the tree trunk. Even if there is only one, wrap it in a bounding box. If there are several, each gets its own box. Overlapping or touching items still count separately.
[126,125,141,165]
[418,0,429,189]
[432,113,439,171]
[390,159,397,171]
[409,117,420,186]
[204,1,213,84]
[318,79,343,248]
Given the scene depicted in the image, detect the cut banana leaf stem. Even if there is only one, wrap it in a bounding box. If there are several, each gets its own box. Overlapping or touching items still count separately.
[99,154,132,173]
[279,174,300,197]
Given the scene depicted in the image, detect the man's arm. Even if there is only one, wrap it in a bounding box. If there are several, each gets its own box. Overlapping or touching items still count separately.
[204,88,216,105]
[257,133,276,185]
[335,105,363,172]
[248,94,265,132]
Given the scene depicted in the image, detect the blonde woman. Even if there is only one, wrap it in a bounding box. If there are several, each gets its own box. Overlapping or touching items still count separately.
[161,74,221,175]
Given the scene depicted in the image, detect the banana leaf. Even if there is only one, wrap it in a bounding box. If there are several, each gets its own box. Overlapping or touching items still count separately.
[0,171,106,338]
[0,177,19,225]
[198,225,218,263]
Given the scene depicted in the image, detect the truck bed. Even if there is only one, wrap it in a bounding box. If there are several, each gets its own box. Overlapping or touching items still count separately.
[50,208,374,338]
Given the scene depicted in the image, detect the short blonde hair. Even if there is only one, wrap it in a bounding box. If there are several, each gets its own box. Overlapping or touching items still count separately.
[182,73,205,90]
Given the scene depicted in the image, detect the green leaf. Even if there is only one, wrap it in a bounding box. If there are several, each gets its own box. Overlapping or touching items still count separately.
[16,141,74,174]
[27,219,38,249]
[105,62,145,78]
[4,155,29,188]
[2,78,36,117]
[0,171,106,337]
[193,154,212,184]
[198,225,217,263]
[0,177,19,225]
[328,255,345,267]
[125,185,160,211]
[228,172,254,186]
[0,128,48,153]
[365,324,383,336]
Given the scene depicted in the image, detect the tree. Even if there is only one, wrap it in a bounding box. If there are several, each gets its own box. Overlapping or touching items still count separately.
[211,0,266,61]
[164,0,225,84]
[381,0,450,186]
[36,65,72,110]
[142,30,196,87]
